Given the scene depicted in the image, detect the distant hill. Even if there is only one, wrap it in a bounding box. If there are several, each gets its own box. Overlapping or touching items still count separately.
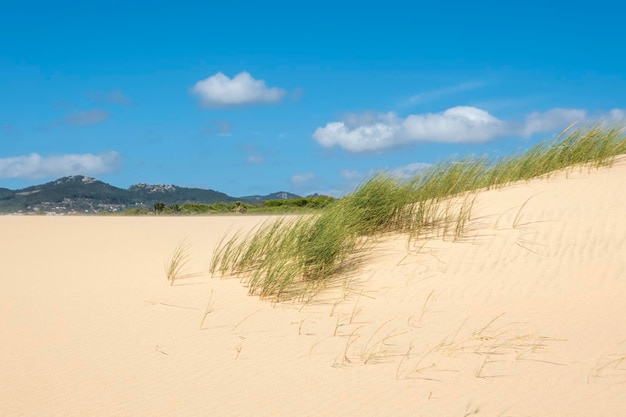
[238,191,301,203]
[0,188,14,199]
[128,182,234,205]
[0,175,301,214]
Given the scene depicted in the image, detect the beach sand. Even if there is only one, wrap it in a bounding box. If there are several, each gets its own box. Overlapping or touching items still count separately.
[1,158,625,416]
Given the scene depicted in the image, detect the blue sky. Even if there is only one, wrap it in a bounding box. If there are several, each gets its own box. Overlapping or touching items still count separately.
[1,0,625,197]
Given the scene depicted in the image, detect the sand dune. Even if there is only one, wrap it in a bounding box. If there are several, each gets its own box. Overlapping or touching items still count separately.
[1,159,625,416]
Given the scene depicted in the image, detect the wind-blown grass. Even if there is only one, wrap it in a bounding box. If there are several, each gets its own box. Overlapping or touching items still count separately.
[165,240,194,285]
[210,124,626,301]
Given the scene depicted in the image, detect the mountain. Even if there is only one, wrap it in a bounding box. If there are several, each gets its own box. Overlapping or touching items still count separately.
[0,176,301,214]
[238,191,301,203]
[128,182,234,205]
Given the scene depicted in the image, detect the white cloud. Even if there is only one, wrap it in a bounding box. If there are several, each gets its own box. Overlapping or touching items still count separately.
[291,172,316,185]
[403,106,508,143]
[609,108,626,122]
[0,152,121,180]
[191,72,286,108]
[312,106,607,153]
[313,121,399,152]
[521,108,587,138]
[65,109,109,126]
[313,106,508,152]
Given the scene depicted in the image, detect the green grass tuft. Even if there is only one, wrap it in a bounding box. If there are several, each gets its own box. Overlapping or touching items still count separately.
[210,124,626,301]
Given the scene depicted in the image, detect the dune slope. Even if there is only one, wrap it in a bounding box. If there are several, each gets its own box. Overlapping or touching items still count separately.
[1,158,625,417]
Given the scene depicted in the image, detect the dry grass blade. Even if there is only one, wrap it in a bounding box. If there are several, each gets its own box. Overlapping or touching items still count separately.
[165,240,194,285]
[199,289,214,330]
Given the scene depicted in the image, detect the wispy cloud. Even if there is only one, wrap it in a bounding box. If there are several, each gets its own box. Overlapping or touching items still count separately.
[64,109,109,126]
[339,169,364,181]
[239,142,265,165]
[246,154,264,164]
[338,162,432,191]
[0,152,122,180]
[87,89,132,105]
[407,81,486,105]
[191,72,286,108]
[313,106,623,153]
[390,162,432,179]
[201,120,232,136]
[291,172,316,185]
[521,108,587,137]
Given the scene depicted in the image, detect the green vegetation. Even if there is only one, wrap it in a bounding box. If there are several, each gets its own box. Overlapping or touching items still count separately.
[153,202,166,214]
[119,207,149,215]
[210,124,626,301]
[124,195,336,215]
[262,195,335,210]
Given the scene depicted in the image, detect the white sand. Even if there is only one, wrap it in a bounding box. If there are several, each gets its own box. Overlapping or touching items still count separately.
[1,159,625,416]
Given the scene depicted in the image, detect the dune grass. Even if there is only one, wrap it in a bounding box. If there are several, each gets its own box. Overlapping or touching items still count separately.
[165,240,193,285]
[210,124,626,301]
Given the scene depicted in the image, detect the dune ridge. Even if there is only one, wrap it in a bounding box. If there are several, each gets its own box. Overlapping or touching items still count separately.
[1,157,625,416]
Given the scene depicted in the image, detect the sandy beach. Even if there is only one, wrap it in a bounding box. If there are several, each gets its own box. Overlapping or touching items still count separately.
[1,159,625,417]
